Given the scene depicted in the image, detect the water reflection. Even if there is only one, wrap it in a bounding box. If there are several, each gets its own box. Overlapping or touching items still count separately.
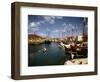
[28,42,67,66]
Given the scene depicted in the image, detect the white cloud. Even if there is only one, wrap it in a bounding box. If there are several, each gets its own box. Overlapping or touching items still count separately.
[60,23,79,36]
[43,16,55,24]
[63,23,76,30]
[36,21,41,25]
[52,29,59,33]
[43,16,63,24]
[43,16,52,21]
[56,16,63,19]
[42,16,63,24]
[28,26,40,34]
[32,27,39,31]
[61,29,66,33]
[39,20,45,24]
[49,19,55,24]
[68,24,72,27]
[38,33,46,37]
[62,23,70,31]
[29,21,43,28]
[29,22,38,28]
[28,21,40,34]
[62,23,67,26]
[29,20,46,28]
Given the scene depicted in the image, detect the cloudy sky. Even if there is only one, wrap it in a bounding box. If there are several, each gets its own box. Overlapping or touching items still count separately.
[28,15,86,38]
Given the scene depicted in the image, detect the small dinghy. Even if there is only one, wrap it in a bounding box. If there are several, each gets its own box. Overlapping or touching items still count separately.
[42,48,48,53]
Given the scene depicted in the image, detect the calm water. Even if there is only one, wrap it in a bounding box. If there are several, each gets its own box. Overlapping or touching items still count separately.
[28,42,67,66]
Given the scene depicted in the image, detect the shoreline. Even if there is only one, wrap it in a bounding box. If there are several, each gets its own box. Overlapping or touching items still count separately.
[64,58,88,65]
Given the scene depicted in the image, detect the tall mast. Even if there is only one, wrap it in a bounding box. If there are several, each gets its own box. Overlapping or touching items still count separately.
[83,17,88,41]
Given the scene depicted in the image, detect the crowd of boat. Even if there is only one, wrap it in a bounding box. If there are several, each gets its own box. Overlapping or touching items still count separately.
[58,41,87,60]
